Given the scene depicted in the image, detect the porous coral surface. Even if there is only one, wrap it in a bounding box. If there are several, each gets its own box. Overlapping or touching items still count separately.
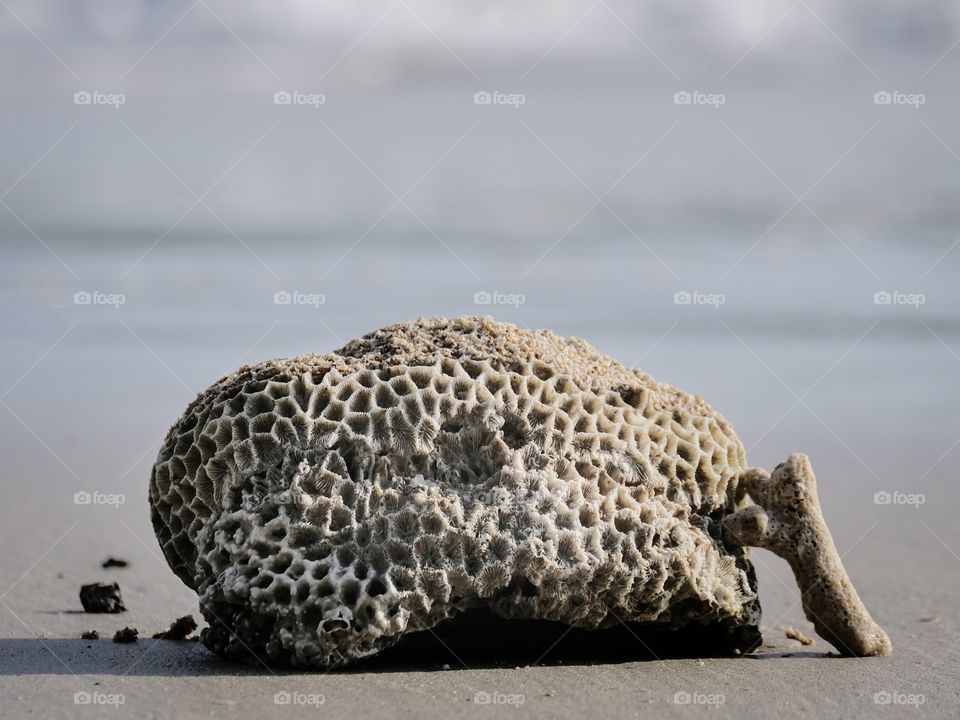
[149,317,760,668]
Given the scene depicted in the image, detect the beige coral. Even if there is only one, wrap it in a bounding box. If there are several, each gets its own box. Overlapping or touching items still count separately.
[723,454,892,657]
[147,316,882,668]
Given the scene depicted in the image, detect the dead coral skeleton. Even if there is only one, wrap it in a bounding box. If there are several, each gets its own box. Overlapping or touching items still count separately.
[724,454,891,657]
[149,317,888,668]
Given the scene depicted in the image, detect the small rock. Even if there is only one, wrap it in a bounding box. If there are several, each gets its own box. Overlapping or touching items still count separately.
[152,615,198,640]
[113,627,138,643]
[79,582,126,613]
[80,630,99,640]
[919,614,941,623]
[101,557,130,569]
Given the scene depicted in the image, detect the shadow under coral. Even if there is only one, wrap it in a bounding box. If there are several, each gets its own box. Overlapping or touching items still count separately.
[357,609,761,672]
[0,610,770,677]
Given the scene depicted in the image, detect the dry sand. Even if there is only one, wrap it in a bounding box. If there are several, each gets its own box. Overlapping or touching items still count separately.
[1,440,957,719]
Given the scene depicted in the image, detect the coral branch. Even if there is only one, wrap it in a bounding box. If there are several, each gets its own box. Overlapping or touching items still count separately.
[723,453,892,657]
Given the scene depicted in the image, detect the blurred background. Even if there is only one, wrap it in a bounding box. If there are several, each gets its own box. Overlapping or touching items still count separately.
[1,0,958,681]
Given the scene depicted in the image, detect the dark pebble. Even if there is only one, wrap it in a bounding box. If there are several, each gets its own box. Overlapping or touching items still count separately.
[79,582,126,613]
[152,615,198,640]
[113,627,138,643]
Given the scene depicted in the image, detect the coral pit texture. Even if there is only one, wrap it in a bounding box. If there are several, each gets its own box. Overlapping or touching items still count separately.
[149,316,762,668]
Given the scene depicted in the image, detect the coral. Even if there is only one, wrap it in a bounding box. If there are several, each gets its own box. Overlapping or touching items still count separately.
[149,316,762,668]
[785,627,814,646]
[723,454,892,656]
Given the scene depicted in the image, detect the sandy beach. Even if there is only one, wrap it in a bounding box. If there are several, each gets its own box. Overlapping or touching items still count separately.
[4,2,960,715]
[3,212,959,720]
[1,438,956,720]
[2,286,958,717]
